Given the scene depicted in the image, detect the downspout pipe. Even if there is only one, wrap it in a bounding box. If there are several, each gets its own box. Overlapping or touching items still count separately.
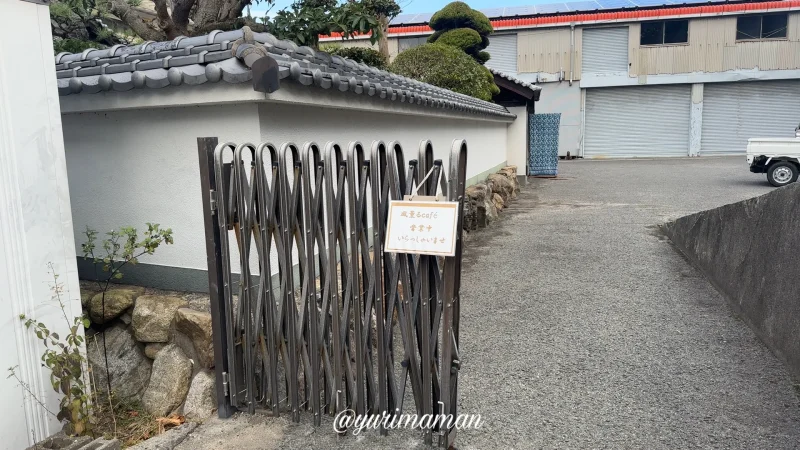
[569,23,575,86]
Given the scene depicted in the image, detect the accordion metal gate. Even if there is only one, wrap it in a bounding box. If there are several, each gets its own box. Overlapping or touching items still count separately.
[197,136,468,448]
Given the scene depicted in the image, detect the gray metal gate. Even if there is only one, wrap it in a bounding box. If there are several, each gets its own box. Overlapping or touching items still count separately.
[197,137,468,447]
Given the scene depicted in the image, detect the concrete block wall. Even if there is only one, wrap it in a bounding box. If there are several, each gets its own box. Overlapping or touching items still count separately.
[662,183,800,378]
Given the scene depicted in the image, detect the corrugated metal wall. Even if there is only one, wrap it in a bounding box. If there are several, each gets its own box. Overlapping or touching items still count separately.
[630,13,800,76]
[582,27,629,74]
[701,80,800,155]
[517,27,581,77]
[484,34,518,73]
[584,85,691,158]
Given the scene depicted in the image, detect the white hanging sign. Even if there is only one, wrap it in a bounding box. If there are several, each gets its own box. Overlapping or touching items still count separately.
[384,200,460,256]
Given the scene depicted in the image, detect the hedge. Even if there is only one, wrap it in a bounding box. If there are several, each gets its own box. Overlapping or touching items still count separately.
[428,28,484,55]
[319,44,388,69]
[389,43,499,101]
[429,1,493,36]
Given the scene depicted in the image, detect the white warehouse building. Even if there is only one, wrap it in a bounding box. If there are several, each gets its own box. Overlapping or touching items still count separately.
[330,0,800,160]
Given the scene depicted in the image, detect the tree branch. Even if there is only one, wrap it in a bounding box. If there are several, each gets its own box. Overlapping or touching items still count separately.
[152,0,181,39]
[108,0,168,41]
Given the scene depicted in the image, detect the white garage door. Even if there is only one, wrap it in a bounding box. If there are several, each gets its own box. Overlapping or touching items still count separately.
[584,85,691,158]
[701,80,800,155]
[484,34,518,74]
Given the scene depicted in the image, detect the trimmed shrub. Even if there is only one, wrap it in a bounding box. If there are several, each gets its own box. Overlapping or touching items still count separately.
[389,43,497,101]
[429,1,493,36]
[428,28,483,55]
[476,50,491,64]
[319,44,388,69]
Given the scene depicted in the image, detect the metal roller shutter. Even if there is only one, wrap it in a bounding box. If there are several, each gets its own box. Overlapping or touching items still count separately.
[582,27,629,74]
[484,34,518,74]
[584,85,691,158]
[701,80,800,155]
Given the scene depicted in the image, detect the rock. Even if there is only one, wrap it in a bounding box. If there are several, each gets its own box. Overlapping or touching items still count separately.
[132,295,189,343]
[81,289,98,308]
[183,370,217,421]
[464,183,498,228]
[499,166,521,195]
[87,323,152,399]
[173,308,214,369]
[88,286,145,324]
[119,311,132,325]
[487,173,515,202]
[127,423,197,450]
[142,344,193,416]
[145,342,166,359]
[492,193,505,211]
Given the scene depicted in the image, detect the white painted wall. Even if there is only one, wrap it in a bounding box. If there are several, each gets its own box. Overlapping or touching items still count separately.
[506,106,528,174]
[533,82,583,157]
[63,101,508,277]
[0,1,83,447]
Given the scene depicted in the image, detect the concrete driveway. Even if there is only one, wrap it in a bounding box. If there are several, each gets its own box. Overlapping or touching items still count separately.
[172,156,800,449]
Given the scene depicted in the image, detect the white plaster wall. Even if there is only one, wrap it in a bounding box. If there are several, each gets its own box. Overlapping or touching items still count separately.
[63,103,261,275]
[257,103,508,182]
[63,102,507,276]
[532,82,583,157]
[506,106,528,174]
[0,1,82,446]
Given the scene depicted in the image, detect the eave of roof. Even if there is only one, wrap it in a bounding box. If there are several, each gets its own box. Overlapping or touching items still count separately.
[54,28,514,120]
[489,68,542,101]
[321,0,800,39]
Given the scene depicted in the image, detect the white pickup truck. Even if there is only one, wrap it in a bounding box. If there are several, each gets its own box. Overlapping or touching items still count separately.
[747,129,800,187]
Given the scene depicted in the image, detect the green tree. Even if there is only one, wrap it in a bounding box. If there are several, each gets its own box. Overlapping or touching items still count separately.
[263,0,391,49]
[351,0,401,59]
[50,0,277,52]
[320,44,388,69]
[427,1,493,64]
[390,1,499,101]
[389,44,498,101]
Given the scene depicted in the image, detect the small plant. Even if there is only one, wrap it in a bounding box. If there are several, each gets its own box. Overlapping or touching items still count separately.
[81,223,173,394]
[7,264,92,436]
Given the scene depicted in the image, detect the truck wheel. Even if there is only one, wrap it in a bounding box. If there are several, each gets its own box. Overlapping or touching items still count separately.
[767,162,799,187]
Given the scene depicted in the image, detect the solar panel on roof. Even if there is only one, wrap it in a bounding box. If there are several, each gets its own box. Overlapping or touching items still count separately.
[480,7,507,17]
[535,3,571,13]
[595,0,637,8]
[566,1,603,11]
[505,5,538,15]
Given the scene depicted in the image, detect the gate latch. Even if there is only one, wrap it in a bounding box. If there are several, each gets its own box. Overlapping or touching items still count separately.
[209,189,218,214]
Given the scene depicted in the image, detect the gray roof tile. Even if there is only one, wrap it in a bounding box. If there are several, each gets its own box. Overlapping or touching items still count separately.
[488,68,542,94]
[55,28,513,119]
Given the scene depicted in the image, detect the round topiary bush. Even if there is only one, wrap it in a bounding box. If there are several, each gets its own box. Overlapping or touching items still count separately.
[427,28,483,55]
[429,1,493,36]
[319,45,388,69]
[389,43,498,101]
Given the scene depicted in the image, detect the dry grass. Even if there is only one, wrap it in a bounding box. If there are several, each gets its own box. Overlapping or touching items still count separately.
[92,394,184,448]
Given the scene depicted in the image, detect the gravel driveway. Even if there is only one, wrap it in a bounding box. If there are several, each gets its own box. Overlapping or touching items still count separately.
[173,156,800,450]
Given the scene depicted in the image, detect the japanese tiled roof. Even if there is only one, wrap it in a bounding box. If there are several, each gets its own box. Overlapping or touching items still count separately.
[55,28,514,119]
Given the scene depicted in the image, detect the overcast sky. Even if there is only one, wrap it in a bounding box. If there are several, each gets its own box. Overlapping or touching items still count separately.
[248,0,552,19]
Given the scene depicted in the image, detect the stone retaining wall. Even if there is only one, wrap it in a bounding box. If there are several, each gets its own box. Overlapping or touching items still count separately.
[82,282,217,420]
[463,165,521,230]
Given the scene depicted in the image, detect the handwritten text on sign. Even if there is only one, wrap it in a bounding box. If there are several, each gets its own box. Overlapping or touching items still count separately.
[384,200,460,256]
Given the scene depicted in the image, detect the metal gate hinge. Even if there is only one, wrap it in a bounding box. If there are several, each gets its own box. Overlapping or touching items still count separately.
[222,371,229,397]
[209,189,218,214]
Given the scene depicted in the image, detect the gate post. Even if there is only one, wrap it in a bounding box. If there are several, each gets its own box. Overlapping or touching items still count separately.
[197,137,235,418]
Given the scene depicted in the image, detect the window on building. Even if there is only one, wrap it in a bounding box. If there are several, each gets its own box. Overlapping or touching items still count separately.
[398,36,428,52]
[640,20,689,45]
[736,14,788,40]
